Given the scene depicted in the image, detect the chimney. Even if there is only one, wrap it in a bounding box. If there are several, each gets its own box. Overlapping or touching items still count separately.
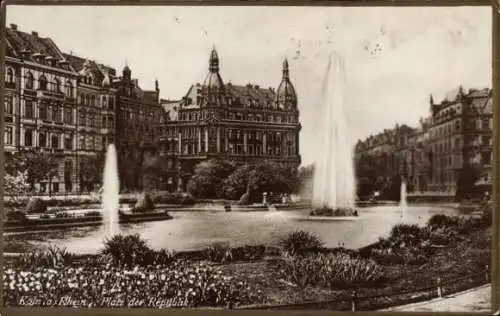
[32,31,38,37]
[10,24,17,30]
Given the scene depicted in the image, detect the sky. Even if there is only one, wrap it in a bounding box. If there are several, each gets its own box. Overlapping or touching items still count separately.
[6,6,492,165]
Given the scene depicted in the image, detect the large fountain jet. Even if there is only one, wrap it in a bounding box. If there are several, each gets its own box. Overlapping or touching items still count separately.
[311,52,356,211]
[102,143,120,237]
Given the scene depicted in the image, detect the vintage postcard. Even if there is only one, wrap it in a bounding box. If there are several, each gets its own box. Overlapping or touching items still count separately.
[1,4,494,312]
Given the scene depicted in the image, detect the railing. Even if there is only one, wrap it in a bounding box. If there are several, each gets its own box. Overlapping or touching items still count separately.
[238,265,490,311]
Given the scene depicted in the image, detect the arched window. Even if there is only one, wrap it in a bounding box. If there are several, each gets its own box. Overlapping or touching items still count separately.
[38,75,48,90]
[65,81,73,97]
[54,78,61,92]
[85,95,90,106]
[25,72,34,90]
[5,68,14,83]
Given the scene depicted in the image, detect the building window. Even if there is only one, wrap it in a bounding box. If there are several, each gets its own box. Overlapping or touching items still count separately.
[5,68,14,83]
[64,135,73,150]
[4,96,13,115]
[64,108,72,124]
[65,81,73,97]
[39,132,46,147]
[51,135,59,148]
[79,110,85,125]
[481,152,492,165]
[53,105,62,122]
[482,117,490,130]
[38,75,48,90]
[25,100,33,118]
[25,72,34,89]
[24,129,33,146]
[54,78,61,92]
[4,127,13,145]
[53,183,60,193]
[482,135,491,146]
[79,137,85,150]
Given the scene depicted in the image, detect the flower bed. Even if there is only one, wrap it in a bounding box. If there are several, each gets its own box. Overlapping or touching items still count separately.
[3,260,264,308]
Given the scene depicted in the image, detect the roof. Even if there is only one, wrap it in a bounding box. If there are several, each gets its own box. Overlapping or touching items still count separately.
[63,53,116,84]
[225,83,277,106]
[5,26,69,70]
[161,100,181,121]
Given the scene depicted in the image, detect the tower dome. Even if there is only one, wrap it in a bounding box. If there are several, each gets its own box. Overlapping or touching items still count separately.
[203,46,224,89]
[276,58,297,109]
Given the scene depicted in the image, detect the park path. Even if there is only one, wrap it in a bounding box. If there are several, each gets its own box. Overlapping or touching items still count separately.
[381,284,491,312]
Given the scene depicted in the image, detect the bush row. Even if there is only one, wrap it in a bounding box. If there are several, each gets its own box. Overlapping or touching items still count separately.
[4,192,196,213]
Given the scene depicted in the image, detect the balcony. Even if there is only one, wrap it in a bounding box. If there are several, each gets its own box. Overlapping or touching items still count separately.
[37,89,65,101]
[23,89,36,97]
[5,82,16,90]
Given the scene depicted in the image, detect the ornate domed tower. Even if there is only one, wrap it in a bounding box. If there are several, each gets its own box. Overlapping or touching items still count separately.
[203,47,225,106]
[276,58,297,110]
[122,64,131,82]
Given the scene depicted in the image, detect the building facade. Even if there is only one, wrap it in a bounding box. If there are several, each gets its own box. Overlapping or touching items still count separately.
[158,48,302,191]
[3,25,302,194]
[355,87,493,196]
[3,24,166,193]
[4,24,80,194]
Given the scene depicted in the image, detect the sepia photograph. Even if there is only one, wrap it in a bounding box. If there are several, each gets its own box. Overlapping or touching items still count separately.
[1,4,494,312]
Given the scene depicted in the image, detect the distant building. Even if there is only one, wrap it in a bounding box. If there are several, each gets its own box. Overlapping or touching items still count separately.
[355,86,493,196]
[158,48,302,191]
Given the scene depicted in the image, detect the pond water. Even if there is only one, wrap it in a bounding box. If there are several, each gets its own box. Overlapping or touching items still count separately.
[8,205,467,254]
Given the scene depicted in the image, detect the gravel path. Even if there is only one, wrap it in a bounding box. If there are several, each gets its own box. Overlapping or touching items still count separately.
[381,284,491,312]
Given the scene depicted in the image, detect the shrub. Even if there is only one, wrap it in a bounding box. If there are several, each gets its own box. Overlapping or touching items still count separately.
[132,192,155,212]
[280,230,324,256]
[102,234,152,267]
[85,211,102,217]
[14,246,76,269]
[25,198,48,213]
[280,253,384,288]
[5,210,27,222]
[152,192,195,205]
[205,243,233,263]
[231,245,266,261]
[427,214,458,229]
[481,205,492,226]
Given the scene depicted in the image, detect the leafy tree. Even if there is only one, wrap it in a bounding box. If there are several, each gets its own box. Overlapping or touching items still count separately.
[456,162,483,199]
[187,159,237,198]
[297,163,315,196]
[142,156,169,191]
[221,161,298,202]
[80,151,106,192]
[4,170,30,210]
[221,164,254,200]
[7,149,59,195]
